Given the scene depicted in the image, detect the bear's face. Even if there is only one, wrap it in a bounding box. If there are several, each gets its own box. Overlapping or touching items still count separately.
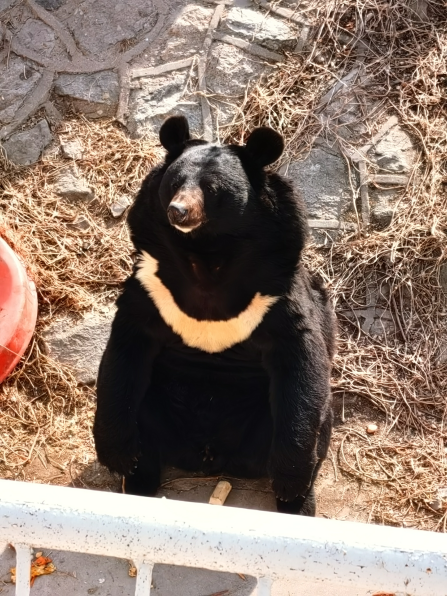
[158,116,284,236]
[159,144,251,234]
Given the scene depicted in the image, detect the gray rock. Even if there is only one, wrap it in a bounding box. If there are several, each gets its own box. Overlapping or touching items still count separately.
[222,7,296,51]
[128,72,202,139]
[15,18,55,58]
[0,0,19,13]
[35,0,67,9]
[370,189,395,228]
[325,97,368,141]
[2,119,52,166]
[158,4,213,62]
[344,306,395,337]
[43,313,114,385]
[61,139,83,160]
[55,165,94,202]
[110,195,131,218]
[440,263,447,294]
[0,56,41,125]
[44,101,63,126]
[67,215,91,231]
[370,125,416,173]
[286,147,351,220]
[207,42,271,97]
[62,0,157,58]
[54,71,119,119]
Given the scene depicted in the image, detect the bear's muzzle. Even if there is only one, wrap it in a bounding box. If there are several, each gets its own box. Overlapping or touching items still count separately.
[167,187,205,233]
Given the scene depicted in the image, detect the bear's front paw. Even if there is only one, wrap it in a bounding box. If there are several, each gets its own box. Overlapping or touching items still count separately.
[271,471,312,503]
[95,433,141,476]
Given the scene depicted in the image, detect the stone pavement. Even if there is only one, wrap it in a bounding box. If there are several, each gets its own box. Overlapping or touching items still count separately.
[1,0,417,244]
[0,0,419,375]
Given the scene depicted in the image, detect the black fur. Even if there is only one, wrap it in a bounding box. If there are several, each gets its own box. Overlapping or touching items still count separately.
[94,116,336,515]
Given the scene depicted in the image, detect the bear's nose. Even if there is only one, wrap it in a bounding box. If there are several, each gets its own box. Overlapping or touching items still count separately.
[167,202,188,225]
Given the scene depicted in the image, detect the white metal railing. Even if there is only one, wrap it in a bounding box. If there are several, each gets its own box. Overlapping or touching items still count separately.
[0,479,446,596]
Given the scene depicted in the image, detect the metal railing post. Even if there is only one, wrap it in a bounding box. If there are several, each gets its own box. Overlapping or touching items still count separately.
[257,576,273,595]
[134,560,154,596]
[13,544,32,596]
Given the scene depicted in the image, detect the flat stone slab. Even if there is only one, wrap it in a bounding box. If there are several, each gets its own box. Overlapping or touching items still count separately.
[2,119,52,166]
[369,124,416,173]
[15,18,56,58]
[54,72,120,119]
[154,3,214,63]
[43,312,114,384]
[35,0,67,9]
[128,71,202,139]
[287,147,352,220]
[0,57,42,125]
[207,41,273,96]
[222,6,296,51]
[54,0,158,58]
[370,193,394,227]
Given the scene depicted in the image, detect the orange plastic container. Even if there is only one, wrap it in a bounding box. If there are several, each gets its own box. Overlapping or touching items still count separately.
[0,237,38,383]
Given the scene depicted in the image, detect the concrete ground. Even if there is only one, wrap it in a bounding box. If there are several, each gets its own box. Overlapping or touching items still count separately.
[0,542,377,596]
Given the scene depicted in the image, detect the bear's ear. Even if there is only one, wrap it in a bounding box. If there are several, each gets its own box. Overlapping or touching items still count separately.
[245,127,284,167]
[159,115,191,153]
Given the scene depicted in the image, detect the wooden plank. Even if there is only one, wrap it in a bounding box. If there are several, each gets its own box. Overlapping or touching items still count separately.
[213,32,284,62]
[209,481,232,506]
[131,57,195,79]
[359,160,370,226]
[308,219,357,231]
[373,174,409,185]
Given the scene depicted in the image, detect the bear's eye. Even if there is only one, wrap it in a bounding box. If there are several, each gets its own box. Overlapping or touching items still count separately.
[171,181,181,193]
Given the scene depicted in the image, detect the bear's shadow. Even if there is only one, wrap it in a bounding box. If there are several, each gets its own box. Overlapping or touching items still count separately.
[73,461,278,512]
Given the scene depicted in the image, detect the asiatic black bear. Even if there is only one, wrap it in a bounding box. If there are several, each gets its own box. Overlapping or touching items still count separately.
[94,115,336,515]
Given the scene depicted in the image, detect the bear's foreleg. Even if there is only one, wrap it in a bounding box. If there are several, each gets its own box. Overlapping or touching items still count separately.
[94,308,159,478]
[265,332,332,515]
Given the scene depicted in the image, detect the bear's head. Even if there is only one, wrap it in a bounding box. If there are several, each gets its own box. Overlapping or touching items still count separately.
[158,115,284,235]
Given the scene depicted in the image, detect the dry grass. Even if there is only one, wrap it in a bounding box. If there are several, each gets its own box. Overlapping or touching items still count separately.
[0,0,446,530]
[224,0,447,530]
[0,118,160,488]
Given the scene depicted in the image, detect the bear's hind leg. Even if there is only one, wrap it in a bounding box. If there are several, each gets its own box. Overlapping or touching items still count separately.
[276,486,316,516]
[275,407,333,515]
[123,438,161,497]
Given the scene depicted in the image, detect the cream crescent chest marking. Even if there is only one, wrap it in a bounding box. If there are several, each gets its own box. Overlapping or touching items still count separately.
[136,251,279,353]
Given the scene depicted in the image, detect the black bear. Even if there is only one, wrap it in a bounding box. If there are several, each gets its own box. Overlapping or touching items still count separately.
[94,115,336,515]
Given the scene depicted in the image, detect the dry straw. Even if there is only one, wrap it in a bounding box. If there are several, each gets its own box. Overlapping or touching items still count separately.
[223,0,447,530]
[0,117,160,491]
